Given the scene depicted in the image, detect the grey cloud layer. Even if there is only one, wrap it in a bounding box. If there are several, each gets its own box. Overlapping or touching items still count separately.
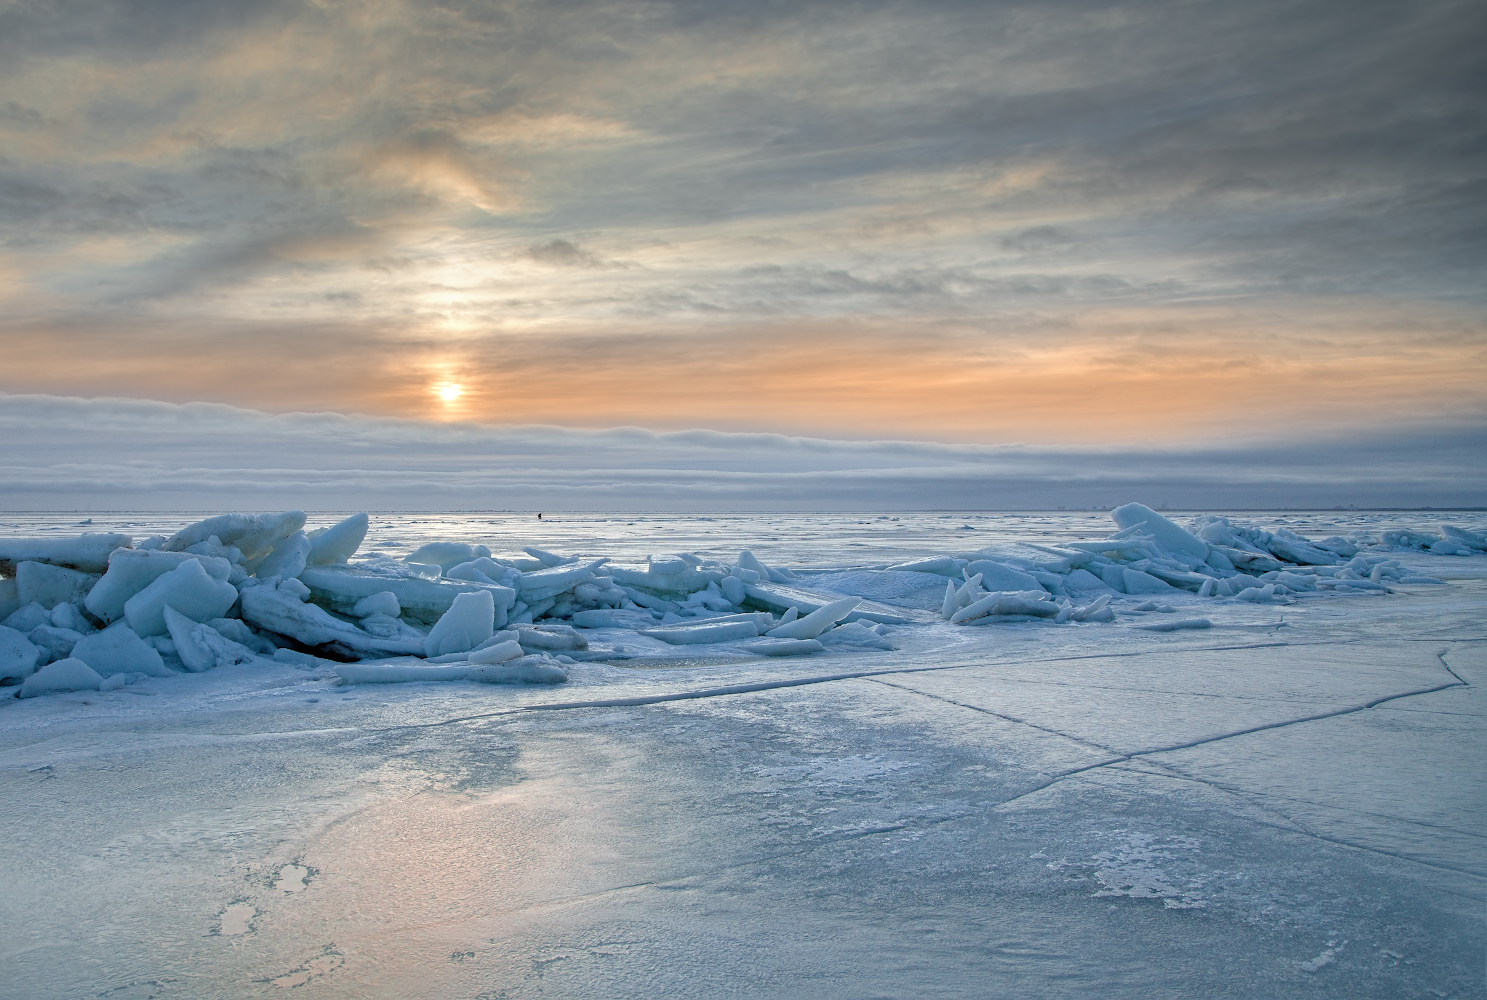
[1,0,1482,331]
[2,395,1481,511]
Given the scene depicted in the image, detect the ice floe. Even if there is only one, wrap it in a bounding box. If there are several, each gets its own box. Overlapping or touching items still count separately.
[0,504,1481,698]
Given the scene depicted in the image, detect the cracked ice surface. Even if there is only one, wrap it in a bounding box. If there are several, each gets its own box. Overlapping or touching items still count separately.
[0,511,1483,998]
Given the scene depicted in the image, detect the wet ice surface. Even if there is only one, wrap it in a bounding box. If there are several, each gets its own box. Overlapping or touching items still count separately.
[0,512,1484,998]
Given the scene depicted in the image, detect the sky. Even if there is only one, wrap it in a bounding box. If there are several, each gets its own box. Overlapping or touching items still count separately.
[1,0,1483,508]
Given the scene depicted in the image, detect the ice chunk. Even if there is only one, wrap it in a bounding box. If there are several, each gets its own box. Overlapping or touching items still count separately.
[767,596,861,639]
[1204,547,1235,572]
[737,549,793,584]
[939,580,959,619]
[720,576,747,605]
[518,559,606,602]
[204,618,267,650]
[525,547,576,567]
[164,511,305,561]
[1234,584,1287,604]
[739,638,825,656]
[423,590,495,657]
[743,582,926,625]
[648,555,689,575]
[468,639,523,664]
[279,577,311,600]
[640,621,761,644]
[1266,531,1339,566]
[71,623,171,677]
[86,549,233,624]
[28,626,82,663]
[352,592,401,618]
[306,513,369,565]
[1441,525,1487,551]
[164,606,258,672]
[818,621,895,649]
[358,612,425,641]
[952,593,1059,623]
[0,626,40,680]
[610,564,726,596]
[100,674,127,691]
[404,542,491,570]
[249,530,311,580]
[1313,536,1360,558]
[947,574,984,618]
[963,560,1042,593]
[299,565,514,624]
[183,535,244,564]
[511,623,589,651]
[238,584,427,657]
[1110,504,1210,561]
[469,656,569,684]
[1135,618,1212,632]
[123,559,239,637]
[0,533,132,575]
[1211,544,1286,574]
[1269,571,1317,592]
[1139,566,1210,591]
[1071,595,1111,622]
[15,562,99,610]
[1121,568,1177,594]
[570,608,657,629]
[49,602,93,633]
[886,557,964,577]
[3,602,51,633]
[20,657,103,697]
[0,578,19,622]
[1063,568,1112,594]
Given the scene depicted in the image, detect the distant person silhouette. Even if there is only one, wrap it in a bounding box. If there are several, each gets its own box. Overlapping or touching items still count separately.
[537,512,543,520]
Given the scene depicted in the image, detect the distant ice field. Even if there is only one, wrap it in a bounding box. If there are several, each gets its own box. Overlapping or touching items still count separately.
[6,507,1485,568]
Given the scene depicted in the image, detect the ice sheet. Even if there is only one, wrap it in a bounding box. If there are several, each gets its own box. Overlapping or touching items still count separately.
[0,509,1482,998]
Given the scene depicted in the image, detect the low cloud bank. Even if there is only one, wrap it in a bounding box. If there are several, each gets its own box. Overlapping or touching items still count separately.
[1,394,1482,511]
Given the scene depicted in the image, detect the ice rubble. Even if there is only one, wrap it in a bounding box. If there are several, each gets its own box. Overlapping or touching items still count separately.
[0,504,1479,698]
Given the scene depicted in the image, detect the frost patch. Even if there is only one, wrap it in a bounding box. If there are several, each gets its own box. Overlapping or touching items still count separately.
[1297,941,1345,972]
[1050,831,1210,909]
[268,946,343,988]
[274,864,309,893]
[218,903,255,936]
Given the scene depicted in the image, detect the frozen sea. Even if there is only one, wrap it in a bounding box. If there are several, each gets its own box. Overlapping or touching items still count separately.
[1,510,1484,999]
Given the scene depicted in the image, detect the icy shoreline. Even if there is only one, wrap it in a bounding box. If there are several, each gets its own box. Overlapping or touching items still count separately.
[2,503,1483,701]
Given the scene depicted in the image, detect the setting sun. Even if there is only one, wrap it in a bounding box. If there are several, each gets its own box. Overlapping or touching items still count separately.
[435,382,463,403]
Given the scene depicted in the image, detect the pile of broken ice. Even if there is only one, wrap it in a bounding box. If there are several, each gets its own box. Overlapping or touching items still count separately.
[1,503,1481,699]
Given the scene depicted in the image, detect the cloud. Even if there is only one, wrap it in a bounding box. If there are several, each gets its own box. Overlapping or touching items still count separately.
[523,239,615,268]
[0,0,1480,452]
[0,393,1482,511]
